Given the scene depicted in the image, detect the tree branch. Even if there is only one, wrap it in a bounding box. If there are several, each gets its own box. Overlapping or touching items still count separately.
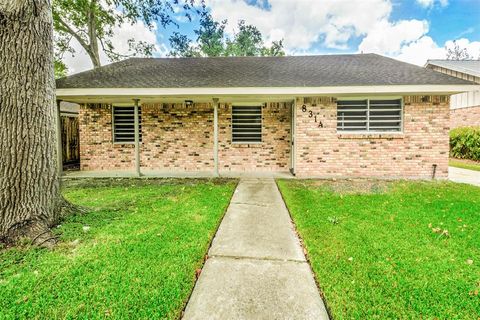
[55,15,90,53]
[98,37,130,60]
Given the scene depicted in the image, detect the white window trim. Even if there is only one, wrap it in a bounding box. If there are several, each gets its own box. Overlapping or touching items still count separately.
[231,103,264,144]
[336,97,404,134]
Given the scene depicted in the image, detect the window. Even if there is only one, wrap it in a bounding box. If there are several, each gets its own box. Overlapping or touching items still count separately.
[112,106,142,143]
[232,105,262,143]
[337,99,402,132]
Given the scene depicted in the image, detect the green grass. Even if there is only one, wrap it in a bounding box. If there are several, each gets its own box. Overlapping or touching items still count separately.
[277,179,480,319]
[0,178,236,320]
[450,158,480,172]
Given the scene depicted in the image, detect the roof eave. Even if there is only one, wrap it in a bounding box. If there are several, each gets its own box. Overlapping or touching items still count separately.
[56,84,480,103]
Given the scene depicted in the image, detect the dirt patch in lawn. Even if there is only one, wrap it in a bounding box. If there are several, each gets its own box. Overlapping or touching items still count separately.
[307,179,394,195]
[62,177,237,189]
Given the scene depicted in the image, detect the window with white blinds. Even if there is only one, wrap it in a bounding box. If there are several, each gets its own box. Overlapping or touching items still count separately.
[232,105,262,143]
[337,99,402,132]
[113,106,142,143]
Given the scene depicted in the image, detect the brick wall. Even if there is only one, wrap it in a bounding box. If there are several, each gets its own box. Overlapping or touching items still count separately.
[79,96,449,179]
[450,105,480,128]
[218,102,291,172]
[79,104,135,171]
[294,96,450,179]
[141,103,214,171]
[79,102,290,172]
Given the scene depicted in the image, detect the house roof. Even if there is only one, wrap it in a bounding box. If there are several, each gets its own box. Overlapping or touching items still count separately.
[425,60,480,78]
[56,54,473,89]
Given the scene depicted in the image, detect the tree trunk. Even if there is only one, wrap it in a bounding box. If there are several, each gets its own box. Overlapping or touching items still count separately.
[87,47,101,69]
[87,0,101,68]
[0,0,67,247]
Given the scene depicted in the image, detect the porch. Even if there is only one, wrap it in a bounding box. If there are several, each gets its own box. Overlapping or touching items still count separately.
[56,96,297,178]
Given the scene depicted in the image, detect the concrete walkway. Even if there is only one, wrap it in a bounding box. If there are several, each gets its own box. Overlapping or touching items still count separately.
[183,179,329,320]
[449,166,480,186]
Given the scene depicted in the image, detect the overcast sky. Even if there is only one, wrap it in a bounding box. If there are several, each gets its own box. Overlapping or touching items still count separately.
[63,0,480,74]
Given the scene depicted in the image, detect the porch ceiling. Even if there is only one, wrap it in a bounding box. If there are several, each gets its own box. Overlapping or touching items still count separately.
[56,84,480,104]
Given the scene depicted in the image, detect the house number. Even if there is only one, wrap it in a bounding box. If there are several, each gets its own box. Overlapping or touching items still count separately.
[302,104,324,128]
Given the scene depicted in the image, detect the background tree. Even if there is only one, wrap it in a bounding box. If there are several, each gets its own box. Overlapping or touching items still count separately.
[1,0,77,246]
[169,12,284,57]
[168,32,200,57]
[195,11,226,56]
[53,0,200,70]
[446,40,472,60]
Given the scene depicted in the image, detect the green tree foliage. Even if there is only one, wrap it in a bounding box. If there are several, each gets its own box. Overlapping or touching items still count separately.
[53,59,68,79]
[53,0,200,69]
[169,12,284,57]
[54,59,68,78]
[196,11,226,56]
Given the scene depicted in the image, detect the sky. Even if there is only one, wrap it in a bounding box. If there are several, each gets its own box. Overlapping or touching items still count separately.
[63,0,480,74]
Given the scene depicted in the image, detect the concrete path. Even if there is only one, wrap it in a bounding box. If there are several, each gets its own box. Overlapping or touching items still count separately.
[62,170,293,179]
[449,166,480,186]
[183,179,329,320]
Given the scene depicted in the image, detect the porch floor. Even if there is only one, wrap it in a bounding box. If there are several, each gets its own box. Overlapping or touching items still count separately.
[62,170,294,179]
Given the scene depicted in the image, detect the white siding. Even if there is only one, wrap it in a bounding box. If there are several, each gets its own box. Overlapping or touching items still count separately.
[430,66,480,83]
[450,91,480,109]
[426,64,480,109]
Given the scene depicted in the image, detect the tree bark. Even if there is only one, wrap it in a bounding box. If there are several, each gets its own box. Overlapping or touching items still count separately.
[87,0,101,68]
[0,0,68,247]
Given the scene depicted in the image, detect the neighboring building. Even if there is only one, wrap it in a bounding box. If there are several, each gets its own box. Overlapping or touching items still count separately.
[425,60,480,128]
[60,101,79,117]
[55,54,478,179]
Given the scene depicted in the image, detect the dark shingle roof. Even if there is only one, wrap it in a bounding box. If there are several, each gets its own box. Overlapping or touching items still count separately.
[56,54,473,89]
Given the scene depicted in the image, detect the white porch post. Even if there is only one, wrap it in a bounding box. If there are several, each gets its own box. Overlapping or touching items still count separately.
[291,99,296,176]
[213,98,219,177]
[56,100,63,177]
[133,99,141,177]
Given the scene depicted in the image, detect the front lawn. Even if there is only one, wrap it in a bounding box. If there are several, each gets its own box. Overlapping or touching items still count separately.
[278,180,480,319]
[0,178,236,319]
[450,158,480,172]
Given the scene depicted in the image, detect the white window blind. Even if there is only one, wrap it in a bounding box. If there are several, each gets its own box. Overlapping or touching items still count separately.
[113,106,142,143]
[337,99,402,132]
[232,105,262,143]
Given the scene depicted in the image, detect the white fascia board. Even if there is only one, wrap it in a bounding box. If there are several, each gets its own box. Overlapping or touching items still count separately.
[56,85,480,99]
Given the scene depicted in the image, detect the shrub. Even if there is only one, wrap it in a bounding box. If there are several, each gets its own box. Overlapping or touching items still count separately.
[450,127,480,161]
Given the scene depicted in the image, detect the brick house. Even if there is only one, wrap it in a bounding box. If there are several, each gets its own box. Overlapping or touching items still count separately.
[56,54,478,179]
[425,60,480,129]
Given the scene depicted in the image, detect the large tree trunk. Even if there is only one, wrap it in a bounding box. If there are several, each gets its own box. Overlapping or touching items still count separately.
[87,0,101,68]
[0,0,68,247]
